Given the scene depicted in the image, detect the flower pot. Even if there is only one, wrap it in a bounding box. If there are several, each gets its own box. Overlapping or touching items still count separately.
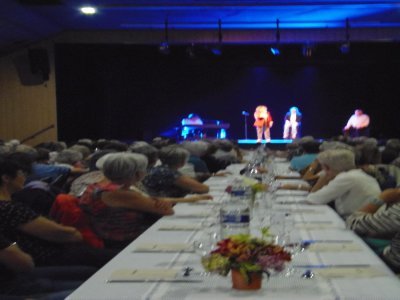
[231,269,262,290]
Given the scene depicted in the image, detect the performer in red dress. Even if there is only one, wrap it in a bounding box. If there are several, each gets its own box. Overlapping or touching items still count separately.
[253,105,273,142]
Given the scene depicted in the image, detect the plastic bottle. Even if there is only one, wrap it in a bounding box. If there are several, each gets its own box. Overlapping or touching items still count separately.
[220,181,251,238]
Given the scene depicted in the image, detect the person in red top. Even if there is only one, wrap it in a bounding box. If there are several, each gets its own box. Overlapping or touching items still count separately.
[253,105,273,142]
[79,152,212,250]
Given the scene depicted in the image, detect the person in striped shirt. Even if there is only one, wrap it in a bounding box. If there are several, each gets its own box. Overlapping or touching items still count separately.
[346,188,400,272]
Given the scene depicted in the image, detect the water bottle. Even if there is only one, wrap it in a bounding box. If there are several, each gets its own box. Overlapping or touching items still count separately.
[220,184,251,238]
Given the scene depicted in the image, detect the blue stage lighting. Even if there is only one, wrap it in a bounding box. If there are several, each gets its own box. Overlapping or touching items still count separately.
[270,47,280,56]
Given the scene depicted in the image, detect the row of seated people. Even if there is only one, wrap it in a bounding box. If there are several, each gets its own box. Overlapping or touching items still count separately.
[4,133,400,298]
[273,135,400,274]
[0,137,241,299]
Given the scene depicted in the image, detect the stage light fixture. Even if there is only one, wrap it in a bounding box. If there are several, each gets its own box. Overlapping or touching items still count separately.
[211,46,222,56]
[340,42,350,54]
[340,18,351,55]
[210,19,223,56]
[159,41,170,55]
[269,19,281,56]
[302,44,313,57]
[270,47,280,56]
[186,43,196,59]
[159,17,170,55]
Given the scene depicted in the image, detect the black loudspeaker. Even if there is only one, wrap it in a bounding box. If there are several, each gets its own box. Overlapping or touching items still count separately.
[13,48,50,85]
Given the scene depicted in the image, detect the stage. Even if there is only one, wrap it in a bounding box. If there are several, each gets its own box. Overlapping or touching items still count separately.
[236,138,294,150]
[236,138,325,150]
[237,139,293,144]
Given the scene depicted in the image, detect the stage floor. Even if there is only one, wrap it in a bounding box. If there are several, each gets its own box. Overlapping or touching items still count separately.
[236,139,294,150]
[237,139,293,145]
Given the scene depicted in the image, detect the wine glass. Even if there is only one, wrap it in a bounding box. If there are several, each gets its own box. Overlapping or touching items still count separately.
[201,216,220,243]
[193,234,216,276]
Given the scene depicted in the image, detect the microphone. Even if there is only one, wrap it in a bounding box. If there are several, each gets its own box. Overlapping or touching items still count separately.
[242,111,249,116]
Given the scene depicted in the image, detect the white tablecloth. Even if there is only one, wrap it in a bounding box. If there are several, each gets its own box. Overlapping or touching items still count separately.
[67,162,400,300]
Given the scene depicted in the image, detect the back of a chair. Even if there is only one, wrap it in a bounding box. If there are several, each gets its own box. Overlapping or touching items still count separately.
[49,194,104,248]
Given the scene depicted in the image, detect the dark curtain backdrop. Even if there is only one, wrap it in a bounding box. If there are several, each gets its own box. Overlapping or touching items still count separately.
[55,43,400,143]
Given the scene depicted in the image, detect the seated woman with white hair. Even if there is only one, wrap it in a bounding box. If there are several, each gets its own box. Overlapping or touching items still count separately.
[79,152,211,249]
[143,145,210,197]
[306,149,381,219]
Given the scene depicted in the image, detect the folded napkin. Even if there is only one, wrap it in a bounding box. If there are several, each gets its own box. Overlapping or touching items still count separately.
[133,243,194,253]
[308,242,362,252]
[275,190,309,196]
[166,212,211,218]
[273,208,323,214]
[158,224,200,231]
[108,268,202,282]
[295,224,339,230]
[316,266,387,279]
[276,198,308,205]
[276,195,307,201]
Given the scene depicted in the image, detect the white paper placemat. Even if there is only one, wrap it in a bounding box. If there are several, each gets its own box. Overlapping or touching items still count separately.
[158,224,201,231]
[295,224,340,230]
[133,243,194,253]
[108,269,202,282]
[308,242,362,252]
[315,266,387,278]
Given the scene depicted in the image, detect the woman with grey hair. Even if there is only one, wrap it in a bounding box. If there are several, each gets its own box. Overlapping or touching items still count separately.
[181,141,213,182]
[55,149,83,167]
[143,145,209,197]
[129,141,159,169]
[79,152,211,249]
[306,149,381,218]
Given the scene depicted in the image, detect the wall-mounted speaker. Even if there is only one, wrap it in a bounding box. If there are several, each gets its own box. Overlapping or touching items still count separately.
[13,48,50,85]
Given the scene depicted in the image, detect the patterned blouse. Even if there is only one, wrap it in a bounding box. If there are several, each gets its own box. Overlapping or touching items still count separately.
[79,182,157,242]
[142,165,187,197]
[0,201,63,265]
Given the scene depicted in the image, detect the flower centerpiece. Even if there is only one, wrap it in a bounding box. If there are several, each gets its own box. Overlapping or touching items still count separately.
[201,229,291,290]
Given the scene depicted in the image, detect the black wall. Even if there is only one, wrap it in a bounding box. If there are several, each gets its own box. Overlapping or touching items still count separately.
[55,43,400,143]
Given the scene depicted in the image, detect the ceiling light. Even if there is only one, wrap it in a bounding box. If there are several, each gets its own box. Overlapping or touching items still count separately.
[80,6,97,15]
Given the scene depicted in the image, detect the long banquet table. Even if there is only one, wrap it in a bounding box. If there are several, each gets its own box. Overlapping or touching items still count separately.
[67,161,400,300]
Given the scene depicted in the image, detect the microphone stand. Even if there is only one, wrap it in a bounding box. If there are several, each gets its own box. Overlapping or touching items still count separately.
[242,111,249,139]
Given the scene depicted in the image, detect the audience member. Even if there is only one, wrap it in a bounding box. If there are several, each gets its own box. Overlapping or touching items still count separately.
[0,235,96,299]
[143,145,209,197]
[0,157,116,268]
[79,152,211,249]
[306,149,381,218]
[290,140,320,172]
[346,188,400,271]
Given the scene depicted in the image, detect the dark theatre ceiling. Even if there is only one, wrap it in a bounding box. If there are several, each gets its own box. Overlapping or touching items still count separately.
[1,0,400,56]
